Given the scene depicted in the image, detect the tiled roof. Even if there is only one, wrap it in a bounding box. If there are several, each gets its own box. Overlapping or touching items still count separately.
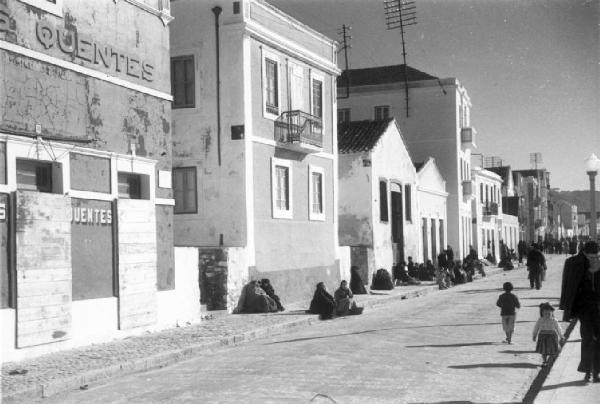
[338,119,394,153]
[338,64,438,87]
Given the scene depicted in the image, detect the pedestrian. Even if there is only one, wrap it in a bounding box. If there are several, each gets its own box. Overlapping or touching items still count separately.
[496,282,521,344]
[446,245,454,264]
[526,243,546,289]
[559,240,600,382]
[350,266,368,295]
[518,240,527,265]
[307,282,336,320]
[532,302,564,367]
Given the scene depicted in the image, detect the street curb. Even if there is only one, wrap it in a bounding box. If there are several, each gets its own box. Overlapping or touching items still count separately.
[2,266,507,403]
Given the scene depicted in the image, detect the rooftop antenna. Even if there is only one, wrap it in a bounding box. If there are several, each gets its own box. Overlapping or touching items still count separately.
[337,24,352,99]
[530,152,543,169]
[383,0,417,118]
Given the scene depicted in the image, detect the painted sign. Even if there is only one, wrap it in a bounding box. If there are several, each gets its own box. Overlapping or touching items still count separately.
[72,207,112,225]
[35,21,154,82]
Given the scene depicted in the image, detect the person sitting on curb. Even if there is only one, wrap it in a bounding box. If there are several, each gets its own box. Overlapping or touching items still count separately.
[350,266,368,294]
[307,282,336,320]
[334,280,364,316]
[259,278,285,312]
[233,280,278,314]
[371,268,394,290]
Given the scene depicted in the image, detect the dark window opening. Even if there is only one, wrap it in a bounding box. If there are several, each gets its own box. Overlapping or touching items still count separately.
[173,167,198,214]
[16,159,53,193]
[171,55,195,108]
[379,180,388,222]
[118,172,142,199]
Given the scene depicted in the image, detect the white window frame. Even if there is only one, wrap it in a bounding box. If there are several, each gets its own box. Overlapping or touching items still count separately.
[289,63,304,111]
[271,157,293,219]
[308,165,325,221]
[19,0,63,17]
[374,105,390,120]
[310,72,324,119]
[262,49,281,120]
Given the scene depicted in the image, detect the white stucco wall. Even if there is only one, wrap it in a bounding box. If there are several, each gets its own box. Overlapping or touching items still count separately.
[417,159,448,263]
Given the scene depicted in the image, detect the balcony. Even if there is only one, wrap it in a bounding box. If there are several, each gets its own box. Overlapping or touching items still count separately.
[274,110,323,153]
[462,180,475,198]
[460,127,477,149]
[482,202,499,217]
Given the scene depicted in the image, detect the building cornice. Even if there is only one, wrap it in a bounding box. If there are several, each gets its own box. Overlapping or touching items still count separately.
[417,185,449,198]
[115,0,174,26]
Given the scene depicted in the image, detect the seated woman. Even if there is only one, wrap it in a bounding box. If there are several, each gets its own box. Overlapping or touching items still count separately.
[233,280,278,314]
[350,266,368,294]
[307,282,336,320]
[371,268,395,290]
[334,280,363,316]
[260,279,285,311]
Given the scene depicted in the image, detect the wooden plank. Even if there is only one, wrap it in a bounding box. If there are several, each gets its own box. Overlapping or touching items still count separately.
[17,280,71,298]
[17,304,71,322]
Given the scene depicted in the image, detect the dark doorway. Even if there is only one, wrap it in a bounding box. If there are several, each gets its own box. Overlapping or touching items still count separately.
[391,190,404,264]
[422,217,428,262]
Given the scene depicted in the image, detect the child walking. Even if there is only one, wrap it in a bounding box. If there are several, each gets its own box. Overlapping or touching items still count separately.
[532,302,564,367]
[496,282,521,344]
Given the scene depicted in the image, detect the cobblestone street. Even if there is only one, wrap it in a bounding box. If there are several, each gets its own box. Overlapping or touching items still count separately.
[21,256,571,404]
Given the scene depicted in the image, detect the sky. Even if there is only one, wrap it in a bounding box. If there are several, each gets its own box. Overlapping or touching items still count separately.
[270,0,600,191]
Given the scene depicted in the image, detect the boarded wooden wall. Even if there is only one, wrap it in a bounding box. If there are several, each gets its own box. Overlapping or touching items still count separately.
[16,191,72,348]
[117,199,157,329]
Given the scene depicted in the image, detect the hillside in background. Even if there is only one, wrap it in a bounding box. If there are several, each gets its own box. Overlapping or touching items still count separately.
[550,190,600,212]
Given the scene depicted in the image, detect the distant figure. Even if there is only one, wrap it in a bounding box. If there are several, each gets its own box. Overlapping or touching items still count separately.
[308,282,336,320]
[568,239,577,255]
[407,257,418,278]
[371,268,394,290]
[437,250,449,270]
[233,280,278,314]
[517,240,528,264]
[446,245,455,264]
[260,279,284,312]
[424,260,436,281]
[496,282,521,344]
[559,240,600,382]
[527,243,546,290]
[532,302,564,367]
[349,266,368,295]
[468,246,478,262]
[334,280,363,316]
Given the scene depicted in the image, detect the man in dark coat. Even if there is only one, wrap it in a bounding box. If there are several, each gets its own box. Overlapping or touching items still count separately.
[526,243,546,289]
[559,241,600,382]
[517,240,528,264]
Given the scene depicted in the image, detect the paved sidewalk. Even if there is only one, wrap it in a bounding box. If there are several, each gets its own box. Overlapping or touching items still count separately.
[1,268,502,403]
[535,321,600,404]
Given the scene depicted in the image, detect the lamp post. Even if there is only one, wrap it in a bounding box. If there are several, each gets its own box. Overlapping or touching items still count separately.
[585,153,600,240]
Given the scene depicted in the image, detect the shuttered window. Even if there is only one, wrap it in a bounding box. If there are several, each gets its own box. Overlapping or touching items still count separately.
[173,167,197,214]
[171,55,195,108]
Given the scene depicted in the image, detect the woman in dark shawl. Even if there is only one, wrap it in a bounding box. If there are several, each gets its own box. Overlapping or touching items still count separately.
[259,279,285,311]
[233,280,278,314]
[308,282,336,320]
[334,280,363,316]
[350,266,367,294]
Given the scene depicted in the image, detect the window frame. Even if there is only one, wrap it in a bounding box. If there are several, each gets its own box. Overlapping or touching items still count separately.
[404,183,412,222]
[173,166,198,214]
[271,157,293,219]
[262,50,281,120]
[310,72,324,119]
[374,105,390,120]
[308,165,325,221]
[171,55,196,109]
[16,158,57,193]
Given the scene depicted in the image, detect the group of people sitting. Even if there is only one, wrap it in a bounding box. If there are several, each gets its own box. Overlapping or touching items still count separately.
[233,279,285,314]
[391,257,437,286]
[307,280,364,320]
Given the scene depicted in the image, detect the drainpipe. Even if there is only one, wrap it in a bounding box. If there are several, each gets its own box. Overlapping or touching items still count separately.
[212,6,222,166]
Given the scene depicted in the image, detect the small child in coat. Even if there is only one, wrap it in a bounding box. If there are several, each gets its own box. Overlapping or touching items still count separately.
[532,302,564,367]
[496,282,521,344]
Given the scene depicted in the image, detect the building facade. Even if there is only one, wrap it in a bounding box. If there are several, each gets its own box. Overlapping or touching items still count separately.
[170,0,340,307]
[337,65,476,259]
[472,167,503,260]
[338,119,419,283]
[513,168,551,243]
[415,157,448,264]
[0,0,186,361]
[486,165,520,252]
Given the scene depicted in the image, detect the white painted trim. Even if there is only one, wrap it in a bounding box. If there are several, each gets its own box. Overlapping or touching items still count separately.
[417,185,449,198]
[309,71,324,119]
[251,136,335,160]
[308,165,325,221]
[68,190,114,201]
[155,198,175,206]
[18,0,63,17]
[0,40,173,101]
[243,35,256,267]
[261,48,282,121]
[271,157,293,220]
[246,21,340,76]
[122,0,174,26]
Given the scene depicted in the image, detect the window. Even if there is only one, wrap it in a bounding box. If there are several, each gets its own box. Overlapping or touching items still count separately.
[171,55,195,108]
[118,173,141,199]
[311,77,323,118]
[290,64,304,111]
[173,167,197,214]
[338,108,351,124]
[16,159,54,193]
[374,105,390,120]
[264,57,279,117]
[379,180,388,222]
[404,184,412,221]
[271,158,292,219]
[480,183,484,203]
[309,166,325,221]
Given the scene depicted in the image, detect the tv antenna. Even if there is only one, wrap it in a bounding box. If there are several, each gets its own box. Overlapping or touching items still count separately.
[383,0,417,117]
[337,24,352,99]
[530,152,543,169]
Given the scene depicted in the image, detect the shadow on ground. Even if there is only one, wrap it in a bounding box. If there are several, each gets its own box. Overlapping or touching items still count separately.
[449,362,539,369]
[408,342,496,348]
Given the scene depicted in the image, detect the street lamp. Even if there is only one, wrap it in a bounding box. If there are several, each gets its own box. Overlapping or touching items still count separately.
[585,153,600,240]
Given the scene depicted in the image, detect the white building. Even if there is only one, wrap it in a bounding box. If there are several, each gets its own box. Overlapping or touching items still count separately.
[338,65,476,258]
[472,167,503,260]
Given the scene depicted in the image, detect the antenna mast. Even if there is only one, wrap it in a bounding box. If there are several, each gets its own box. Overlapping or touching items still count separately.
[337,24,352,99]
[530,152,543,169]
[383,0,417,117]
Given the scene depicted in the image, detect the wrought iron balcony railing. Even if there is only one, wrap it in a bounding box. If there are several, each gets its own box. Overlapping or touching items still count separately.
[274,110,323,152]
[482,202,499,216]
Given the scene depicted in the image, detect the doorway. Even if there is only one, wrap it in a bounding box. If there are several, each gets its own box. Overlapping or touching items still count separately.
[391,188,404,264]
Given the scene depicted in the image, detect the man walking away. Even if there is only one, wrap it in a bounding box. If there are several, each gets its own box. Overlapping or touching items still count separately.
[527,243,546,289]
[560,241,600,383]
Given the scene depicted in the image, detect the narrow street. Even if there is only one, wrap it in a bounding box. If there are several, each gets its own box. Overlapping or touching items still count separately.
[36,256,568,404]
